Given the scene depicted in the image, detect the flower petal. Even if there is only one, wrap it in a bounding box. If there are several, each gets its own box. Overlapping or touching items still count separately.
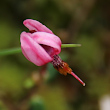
[32,32,61,56]
[23,19,53,34]
[20,32,53,66]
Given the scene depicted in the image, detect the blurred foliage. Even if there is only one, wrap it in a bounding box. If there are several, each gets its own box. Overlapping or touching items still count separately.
[0,63,25,98]
[74,36,104,72]
[0,0,110,110]
[38,86,70,110]
[29,96,45,110]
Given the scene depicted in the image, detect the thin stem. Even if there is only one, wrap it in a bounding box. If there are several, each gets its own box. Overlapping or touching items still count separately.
[0,44,81,56]
[61,44,81,48]
[0,47,21,56]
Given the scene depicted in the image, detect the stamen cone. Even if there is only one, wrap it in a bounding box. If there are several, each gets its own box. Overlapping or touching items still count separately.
[51,55,85,86]
[70,72,85,86]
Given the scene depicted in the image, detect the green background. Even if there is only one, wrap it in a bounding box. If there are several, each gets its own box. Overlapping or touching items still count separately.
[0,0,110,110]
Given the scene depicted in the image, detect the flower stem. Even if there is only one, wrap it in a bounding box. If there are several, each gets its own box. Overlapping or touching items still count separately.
[61,44,81,48]
[0,47,21,56]
[0,44,81,56]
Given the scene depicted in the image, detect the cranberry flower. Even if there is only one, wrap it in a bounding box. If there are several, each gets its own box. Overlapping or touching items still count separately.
[20,19,61,66]
[20,19,85,86]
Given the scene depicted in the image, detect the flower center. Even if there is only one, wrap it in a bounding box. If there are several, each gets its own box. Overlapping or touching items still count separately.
[40,44,55,57]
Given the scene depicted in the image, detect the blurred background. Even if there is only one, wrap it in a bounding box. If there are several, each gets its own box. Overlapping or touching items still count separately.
[0,0,110,110]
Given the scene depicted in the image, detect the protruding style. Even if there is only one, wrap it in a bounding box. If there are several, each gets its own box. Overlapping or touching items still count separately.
[51,55,85,86]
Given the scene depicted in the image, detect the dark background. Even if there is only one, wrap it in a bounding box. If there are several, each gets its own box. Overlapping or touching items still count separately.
[0,0,110,110]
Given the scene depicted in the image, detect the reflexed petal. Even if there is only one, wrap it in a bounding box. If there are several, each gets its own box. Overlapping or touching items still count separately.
[20,32,53,66]
[23,19,53,34]
[32,32,61,55]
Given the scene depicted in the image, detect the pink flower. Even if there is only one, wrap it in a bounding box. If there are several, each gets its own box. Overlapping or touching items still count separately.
[20,19,61,66]
[20,19,85,86]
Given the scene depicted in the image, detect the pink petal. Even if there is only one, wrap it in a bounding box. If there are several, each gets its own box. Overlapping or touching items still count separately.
[20,32,53,66]
[32,32,61,55]
[23,19,53,34]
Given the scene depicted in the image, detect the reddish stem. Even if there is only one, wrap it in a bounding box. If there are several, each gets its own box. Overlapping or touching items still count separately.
[70,72,85,86]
